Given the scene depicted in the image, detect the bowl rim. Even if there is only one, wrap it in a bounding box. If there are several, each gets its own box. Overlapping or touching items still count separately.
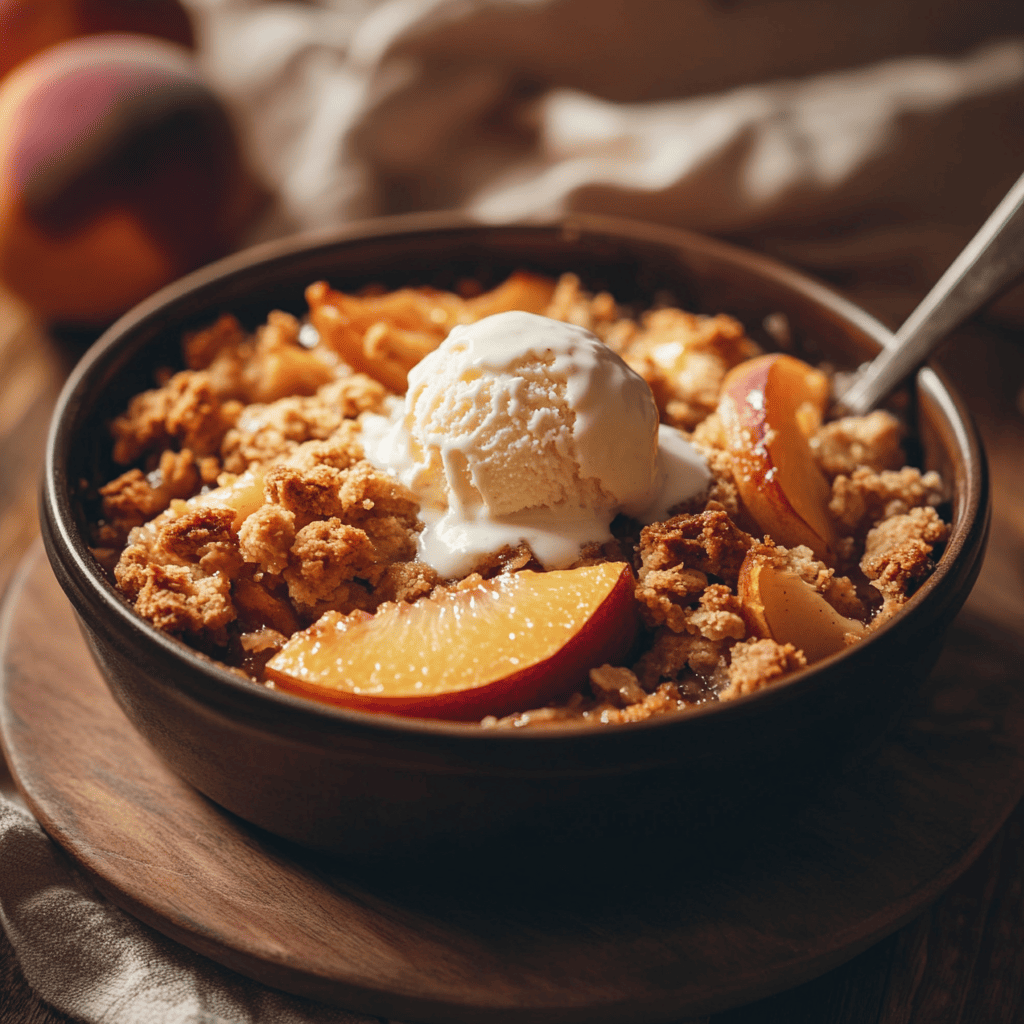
[41,210,991,746]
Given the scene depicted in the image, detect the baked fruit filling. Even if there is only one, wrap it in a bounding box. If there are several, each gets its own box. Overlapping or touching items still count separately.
[88,271,949,726]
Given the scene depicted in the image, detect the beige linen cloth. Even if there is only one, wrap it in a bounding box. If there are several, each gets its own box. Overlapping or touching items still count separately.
[2,2,1024,1022]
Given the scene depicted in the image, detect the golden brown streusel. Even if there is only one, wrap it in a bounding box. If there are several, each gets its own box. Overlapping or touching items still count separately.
[98,448,218,544]
[92,271,950,728]
[829,465,946,538]
[720,639,808,701]
[860,505,949,625]
[111,370,243,465]
[622,308,760,429]
[810,410,905,479]
[237,505,296,576]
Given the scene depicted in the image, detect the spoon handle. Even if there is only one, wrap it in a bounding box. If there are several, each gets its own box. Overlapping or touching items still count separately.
[839,168,1024,416]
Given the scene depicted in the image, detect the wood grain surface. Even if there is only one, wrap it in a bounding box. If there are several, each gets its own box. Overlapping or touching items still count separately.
[2,540,1024,1022]
[1,287,1023,1023]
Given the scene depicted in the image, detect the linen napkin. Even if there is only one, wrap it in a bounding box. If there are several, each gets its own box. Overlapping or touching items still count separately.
[0,793,384,1024]
[192,0,1024,326]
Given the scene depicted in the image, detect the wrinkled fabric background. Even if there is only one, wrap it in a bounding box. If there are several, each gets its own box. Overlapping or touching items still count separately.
[3,2,1024,1021]
[193,0,1024,324]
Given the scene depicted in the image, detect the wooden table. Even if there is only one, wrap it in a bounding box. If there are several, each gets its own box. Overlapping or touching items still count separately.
[1,283,1022,1024]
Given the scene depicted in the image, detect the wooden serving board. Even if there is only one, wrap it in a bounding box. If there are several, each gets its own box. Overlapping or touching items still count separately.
[3,545,1024,1024]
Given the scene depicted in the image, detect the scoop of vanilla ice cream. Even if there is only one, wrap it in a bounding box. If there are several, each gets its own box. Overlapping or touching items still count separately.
[407,311,659,517]
[363,310,710,577]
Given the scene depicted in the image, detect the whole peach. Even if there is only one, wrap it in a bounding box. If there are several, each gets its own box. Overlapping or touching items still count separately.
[0,0,194,81]
[0,35,254,326]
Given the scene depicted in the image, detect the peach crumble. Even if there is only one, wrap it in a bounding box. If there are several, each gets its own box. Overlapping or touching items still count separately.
[88,271,949,726]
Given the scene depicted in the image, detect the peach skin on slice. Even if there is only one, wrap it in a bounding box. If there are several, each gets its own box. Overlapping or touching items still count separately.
[738,549,865,664]
[717,353,837,563]
[265,562,638,721]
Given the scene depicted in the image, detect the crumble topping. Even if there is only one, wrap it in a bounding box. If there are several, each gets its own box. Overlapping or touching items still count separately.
[89,271,950,727]
[861,505,949,625]
[623,307,760,429]
[810,410,905,478]
[720,639,808,701]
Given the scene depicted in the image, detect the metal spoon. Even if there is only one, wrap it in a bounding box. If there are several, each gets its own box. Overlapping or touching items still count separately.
[837,168,1024,416]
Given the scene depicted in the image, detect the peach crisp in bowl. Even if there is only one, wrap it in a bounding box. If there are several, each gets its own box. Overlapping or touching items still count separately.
[41,213,989,860]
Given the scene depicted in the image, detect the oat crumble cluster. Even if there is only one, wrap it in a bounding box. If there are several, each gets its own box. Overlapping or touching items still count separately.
[89,272,949,728]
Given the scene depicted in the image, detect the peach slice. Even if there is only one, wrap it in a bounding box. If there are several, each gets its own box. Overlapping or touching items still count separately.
[306,280,463,393]
[305,271,557,393]
[738,549,865,663]
[128,466,266,557]
[460,270,557,320]
[193,468,266,532]
[717,352,837,563]
[265,562,638,721]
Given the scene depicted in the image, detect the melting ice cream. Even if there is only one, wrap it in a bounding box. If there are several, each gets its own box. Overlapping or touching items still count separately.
[362,310,710,577]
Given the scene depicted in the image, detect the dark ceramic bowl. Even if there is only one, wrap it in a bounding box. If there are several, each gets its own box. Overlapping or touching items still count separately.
[41,213,989,862]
